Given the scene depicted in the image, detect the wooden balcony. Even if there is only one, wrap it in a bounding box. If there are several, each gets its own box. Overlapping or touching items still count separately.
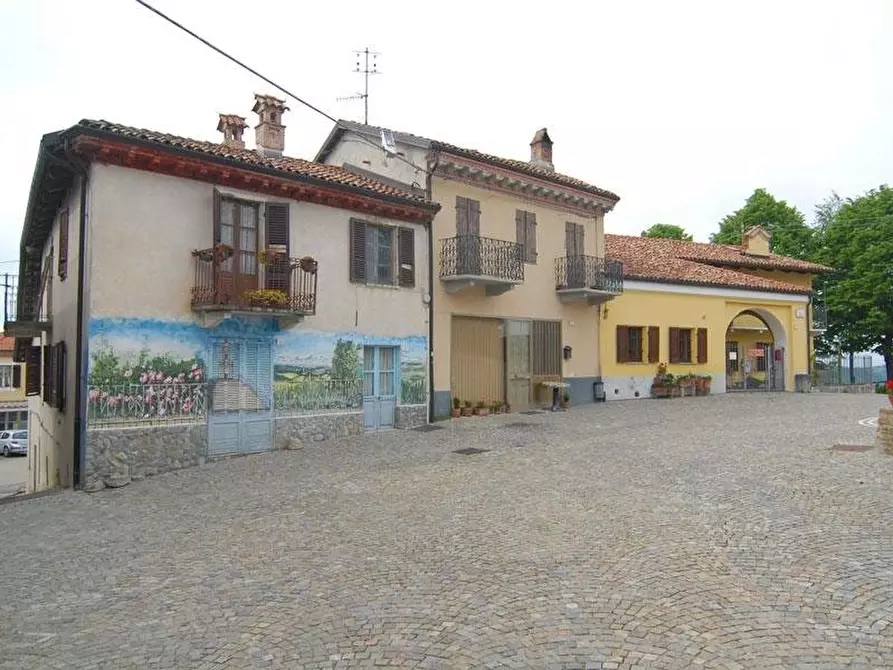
[191,248,318,323]
[439,235,524,296]
[554,255,623,305]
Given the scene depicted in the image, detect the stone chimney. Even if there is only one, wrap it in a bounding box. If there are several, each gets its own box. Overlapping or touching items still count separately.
[217,114,248,150]
[742,225,772,256]
[252,93,289,157]
[530,128,554,172]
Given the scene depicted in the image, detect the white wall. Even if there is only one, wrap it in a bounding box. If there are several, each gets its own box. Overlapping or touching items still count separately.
[321,132,429,190]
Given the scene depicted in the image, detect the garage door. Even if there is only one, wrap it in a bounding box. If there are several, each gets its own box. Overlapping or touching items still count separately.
[450,316,504,406]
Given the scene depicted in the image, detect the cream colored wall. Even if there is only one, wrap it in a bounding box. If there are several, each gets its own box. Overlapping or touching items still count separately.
[430,177,604,391]
[321,133,428,190]
[28,175,85,492]
[88,164,428,337]
[600,284,808,399]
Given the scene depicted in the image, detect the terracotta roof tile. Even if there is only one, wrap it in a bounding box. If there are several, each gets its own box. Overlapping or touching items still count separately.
[605,235,829,294]
[430,141,620,202]
[77,120,434,207]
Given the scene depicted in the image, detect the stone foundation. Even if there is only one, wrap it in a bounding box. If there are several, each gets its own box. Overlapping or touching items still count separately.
[395,405,427,429]
[85,423,208,492]
[814,384,877,394]
[878,408,893,456]
[273,412,364,450]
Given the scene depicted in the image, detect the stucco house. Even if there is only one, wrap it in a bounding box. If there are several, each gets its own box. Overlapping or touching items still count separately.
[5,94,439,492]
[316,121,623,415]
[600,226,831,399]
[0,335,28,434]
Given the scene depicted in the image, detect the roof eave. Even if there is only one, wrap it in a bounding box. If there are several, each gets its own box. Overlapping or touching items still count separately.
[622,274,811,295]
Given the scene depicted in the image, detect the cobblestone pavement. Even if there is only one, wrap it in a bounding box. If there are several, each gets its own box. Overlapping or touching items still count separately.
[1,393,892,669]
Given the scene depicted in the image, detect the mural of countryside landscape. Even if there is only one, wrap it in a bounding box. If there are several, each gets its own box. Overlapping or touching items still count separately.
[87,318,427,426]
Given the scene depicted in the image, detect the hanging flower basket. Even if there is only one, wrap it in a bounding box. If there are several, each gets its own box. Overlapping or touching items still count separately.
[213,243,234,264]
[299,256,318,274]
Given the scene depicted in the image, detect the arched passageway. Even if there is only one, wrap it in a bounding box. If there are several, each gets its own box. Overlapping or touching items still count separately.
[725,309,787,391]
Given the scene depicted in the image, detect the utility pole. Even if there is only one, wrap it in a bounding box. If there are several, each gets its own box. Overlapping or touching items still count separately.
[337,48,380,125]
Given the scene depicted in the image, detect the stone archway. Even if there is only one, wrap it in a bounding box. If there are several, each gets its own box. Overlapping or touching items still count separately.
[725,308,788,391]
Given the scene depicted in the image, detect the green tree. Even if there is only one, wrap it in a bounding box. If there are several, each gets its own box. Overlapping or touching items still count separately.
[818,185,893,378]
[711,188,814,259]
[641,223,693,241]
[89,337,120,386]
[331,339,359,381]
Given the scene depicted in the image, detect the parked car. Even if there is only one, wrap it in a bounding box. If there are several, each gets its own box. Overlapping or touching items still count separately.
[2,430,27,457]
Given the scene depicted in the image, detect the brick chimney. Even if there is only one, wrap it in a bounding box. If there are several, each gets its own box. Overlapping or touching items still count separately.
[217,114,248,150]
[530,128,553,172]
[252,93,289,157]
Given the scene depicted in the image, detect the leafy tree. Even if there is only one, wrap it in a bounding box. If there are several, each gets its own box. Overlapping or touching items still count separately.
[711,188,815,259]
[818,185,893,378]
[641,224,692,241]
[331,339,360,381]
[89,337,120,386]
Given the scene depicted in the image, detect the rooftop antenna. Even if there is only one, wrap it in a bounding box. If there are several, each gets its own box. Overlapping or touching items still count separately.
[336,48,379,125]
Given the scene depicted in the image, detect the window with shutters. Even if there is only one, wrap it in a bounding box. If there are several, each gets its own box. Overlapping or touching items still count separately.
[647,326,660,364]
[456,196,481,236]
[25,346,41,396]
[58,208,69,280]
[565,222,584,256]
[0,365,17,390]
[349,220,414,287]
[616,326,644,363]
[515,210,537,263]
[669,327,693,363]
[264,202,290,291]
[532,320,561,375]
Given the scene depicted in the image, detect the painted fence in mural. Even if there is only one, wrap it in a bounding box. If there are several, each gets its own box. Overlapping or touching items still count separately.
[87,319,428,427]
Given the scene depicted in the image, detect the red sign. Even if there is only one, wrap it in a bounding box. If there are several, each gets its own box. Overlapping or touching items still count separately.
[747,348,765,357]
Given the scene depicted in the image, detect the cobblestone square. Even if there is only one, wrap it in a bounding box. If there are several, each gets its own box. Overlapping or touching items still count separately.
[1,393,892,669]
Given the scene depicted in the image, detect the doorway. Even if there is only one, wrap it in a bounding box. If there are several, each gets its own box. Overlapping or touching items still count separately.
[215,197,259,302]
[363,346,397,429]
[505,320,532,410]
[725,309,786,392]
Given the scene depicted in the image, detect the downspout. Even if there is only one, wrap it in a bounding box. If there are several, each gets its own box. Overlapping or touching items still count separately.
[64,142,89,489]
[426,153,439,423]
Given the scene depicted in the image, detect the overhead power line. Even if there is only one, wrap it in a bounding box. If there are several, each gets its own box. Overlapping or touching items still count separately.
[133,0,427,177]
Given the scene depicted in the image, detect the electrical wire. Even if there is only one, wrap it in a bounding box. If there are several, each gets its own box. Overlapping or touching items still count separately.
[133,0,428,177]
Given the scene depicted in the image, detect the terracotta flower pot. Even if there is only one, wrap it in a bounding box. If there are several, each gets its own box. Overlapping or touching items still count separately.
[451,408,461,418]
[460,407,473,417]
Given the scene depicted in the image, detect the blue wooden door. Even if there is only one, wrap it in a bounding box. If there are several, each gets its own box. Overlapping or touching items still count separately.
[208,337,273,456]
[363,346,397,429]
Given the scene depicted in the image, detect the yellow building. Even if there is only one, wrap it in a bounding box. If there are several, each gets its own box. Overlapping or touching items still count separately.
[600,226,831,399]
[0,336,28,433]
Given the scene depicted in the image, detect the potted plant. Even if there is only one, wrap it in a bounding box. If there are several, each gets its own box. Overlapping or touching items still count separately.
[475,400,489,417]
[884,380,893,407]
[560,391,571,408]
[504,402,512,414]
[451,397,461,418]
[702,375,712,395]
[299,256,318,274]
[461,400,474,417]
[241,289,290,309]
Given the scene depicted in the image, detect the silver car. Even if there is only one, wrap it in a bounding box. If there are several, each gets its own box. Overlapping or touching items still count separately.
[1,430,27,457]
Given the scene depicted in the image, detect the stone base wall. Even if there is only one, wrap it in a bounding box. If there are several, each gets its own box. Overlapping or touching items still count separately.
[878,408,893,456]
[396,405,427,429]
[273,412,364,450]
[814,384,877,394]
[85,423,208,492]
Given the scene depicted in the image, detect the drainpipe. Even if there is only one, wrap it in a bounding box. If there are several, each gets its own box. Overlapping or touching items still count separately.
[63,142,89,488]
[426,153,439,423]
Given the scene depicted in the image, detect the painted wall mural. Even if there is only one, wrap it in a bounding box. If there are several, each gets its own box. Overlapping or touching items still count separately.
[86,317,428,425]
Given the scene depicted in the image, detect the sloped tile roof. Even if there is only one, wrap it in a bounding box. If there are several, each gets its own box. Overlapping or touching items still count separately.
[429,141,620,202]
[77,120,434,207]
[315,120,620,202]
[605,234,830,294]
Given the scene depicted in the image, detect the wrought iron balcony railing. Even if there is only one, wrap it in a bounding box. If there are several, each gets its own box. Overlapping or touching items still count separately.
[555,255,624,294]
[191,248,318,315]
[811,300,827,331]
[439,235,524,283]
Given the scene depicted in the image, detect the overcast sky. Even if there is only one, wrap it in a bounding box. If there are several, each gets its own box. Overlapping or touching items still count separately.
[1,0,891,273]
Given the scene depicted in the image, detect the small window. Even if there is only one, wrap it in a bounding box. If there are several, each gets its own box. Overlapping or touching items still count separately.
[616,326,644,364]
[366,225,394,285]
[0,364,15,389]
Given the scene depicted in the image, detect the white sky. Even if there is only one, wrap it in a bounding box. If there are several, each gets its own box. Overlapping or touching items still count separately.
[1,0,891,275]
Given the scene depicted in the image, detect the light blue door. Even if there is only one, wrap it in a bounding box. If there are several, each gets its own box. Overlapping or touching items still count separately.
[363,346,397,429]
[208,337,273,456]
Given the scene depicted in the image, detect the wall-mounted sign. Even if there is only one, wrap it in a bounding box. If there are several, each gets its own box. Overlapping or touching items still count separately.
[728,351,738,360]
[747,348,765,357]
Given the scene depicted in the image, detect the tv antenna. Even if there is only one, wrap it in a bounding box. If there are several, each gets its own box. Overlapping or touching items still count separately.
[336,48,379,125]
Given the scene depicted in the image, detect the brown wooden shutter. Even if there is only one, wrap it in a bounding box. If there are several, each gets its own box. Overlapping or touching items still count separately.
[398,228,415,287]
[616,326,629,363]
[575,223,584,256]
[12,365,21,389]
[349,219,367,283]
[467,199,481,236]
[55,342,67,411]
[42,345,52,404]
[58,209,69,279]
[516,210,526,258]
[265,203,290,291]
[25,346,41,397]
[697,328,707,364]
[648,326,660,363]
[525,212,537,263]
[213,188,222,244]
[456,196,468,235]
[565,222,574,255]
[669,328,681,364]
